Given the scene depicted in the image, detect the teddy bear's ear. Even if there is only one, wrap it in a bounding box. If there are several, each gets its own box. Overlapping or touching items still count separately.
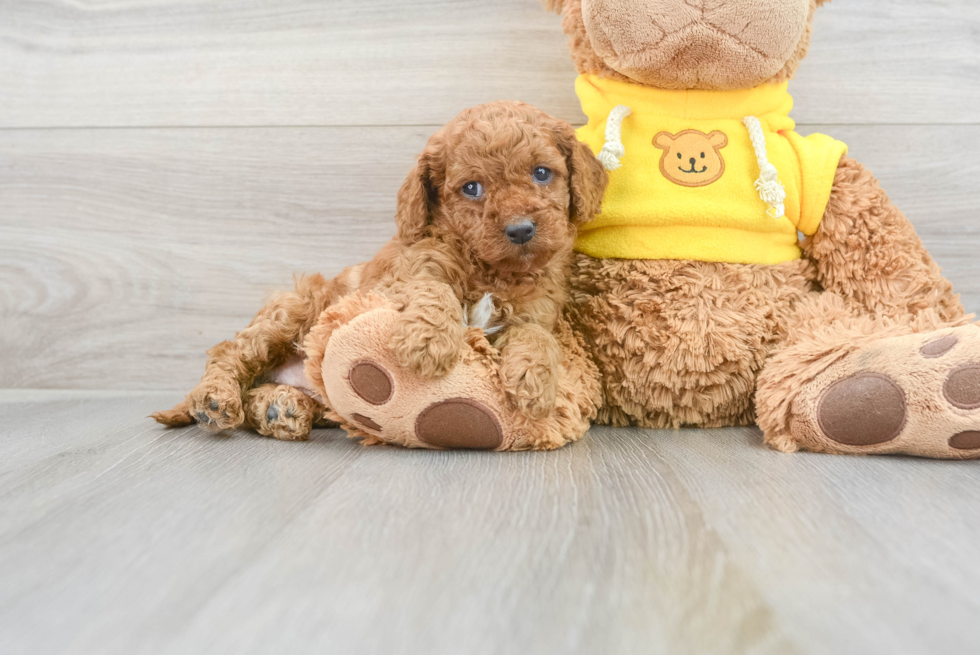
[653,132,675,151]
[708,131,729,149]
[541,0,566,13]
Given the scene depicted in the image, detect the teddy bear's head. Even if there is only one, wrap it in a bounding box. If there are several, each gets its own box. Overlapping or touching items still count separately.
[543,0,831,90]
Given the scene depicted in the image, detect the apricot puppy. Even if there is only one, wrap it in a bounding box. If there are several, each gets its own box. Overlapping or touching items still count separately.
[153,101,606,446]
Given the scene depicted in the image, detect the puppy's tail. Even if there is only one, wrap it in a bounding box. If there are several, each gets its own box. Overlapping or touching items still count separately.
[150,397,195,427]
[463,293,503,335]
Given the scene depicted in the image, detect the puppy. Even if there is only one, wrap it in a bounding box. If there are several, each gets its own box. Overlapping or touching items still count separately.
[152,101,607,442]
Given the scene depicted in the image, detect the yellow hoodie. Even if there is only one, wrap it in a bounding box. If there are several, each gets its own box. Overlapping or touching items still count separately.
[574,74,848,265]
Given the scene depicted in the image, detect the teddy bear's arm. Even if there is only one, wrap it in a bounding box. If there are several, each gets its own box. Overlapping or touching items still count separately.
[801,156,964,322]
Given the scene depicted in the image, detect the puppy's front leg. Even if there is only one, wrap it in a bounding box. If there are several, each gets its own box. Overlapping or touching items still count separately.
[387,280,466,379]
[496,323,562,420]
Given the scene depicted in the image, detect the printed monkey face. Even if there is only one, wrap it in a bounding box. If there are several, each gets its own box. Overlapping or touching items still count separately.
[653,130,728,187]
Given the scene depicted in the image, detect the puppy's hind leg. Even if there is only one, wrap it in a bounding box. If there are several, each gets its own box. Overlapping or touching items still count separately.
[153,273,347,434]
[245,384,324,441]
[151,340,247,431]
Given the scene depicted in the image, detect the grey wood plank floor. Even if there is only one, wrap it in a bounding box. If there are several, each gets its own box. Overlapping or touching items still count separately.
[1,391,978,655]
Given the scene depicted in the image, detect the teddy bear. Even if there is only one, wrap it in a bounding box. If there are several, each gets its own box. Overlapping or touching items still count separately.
[541,0,980,458]
[298,0,980,458]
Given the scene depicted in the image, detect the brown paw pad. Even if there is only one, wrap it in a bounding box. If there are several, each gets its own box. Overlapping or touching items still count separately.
[817,373,907,446]
[921,335,959,359]
[943,364,980,410]
[949,431,980,451]
[415,398,503,450]
[352,413,382,432]
[349,360,393,405]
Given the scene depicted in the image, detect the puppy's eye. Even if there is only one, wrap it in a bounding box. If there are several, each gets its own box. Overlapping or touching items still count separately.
[461,181,485,199]
[532,166,553,184]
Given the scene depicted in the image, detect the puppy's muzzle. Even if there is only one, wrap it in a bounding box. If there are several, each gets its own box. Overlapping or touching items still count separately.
[505,219,536,245]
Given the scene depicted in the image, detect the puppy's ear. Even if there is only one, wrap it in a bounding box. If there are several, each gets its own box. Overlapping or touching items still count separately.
[554,122,608,225]
[395,147,439,244]
[541,0,566,13]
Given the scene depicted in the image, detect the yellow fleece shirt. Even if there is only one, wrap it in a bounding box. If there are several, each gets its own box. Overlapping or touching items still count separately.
[574,74,848,265]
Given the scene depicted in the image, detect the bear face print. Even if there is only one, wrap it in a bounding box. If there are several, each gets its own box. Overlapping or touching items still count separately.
[653,130,729,188]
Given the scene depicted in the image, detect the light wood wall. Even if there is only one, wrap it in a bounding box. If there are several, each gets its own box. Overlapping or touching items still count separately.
[2,0,978,390]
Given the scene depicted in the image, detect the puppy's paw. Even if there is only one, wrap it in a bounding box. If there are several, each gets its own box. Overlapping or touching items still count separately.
[246,385,317,441]
[501,354,558,420]
[188,378,245,431]
[389,314,464,379]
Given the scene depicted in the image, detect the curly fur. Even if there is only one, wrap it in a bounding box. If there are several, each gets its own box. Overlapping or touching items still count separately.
[802,156,963,322]
[153,101,608,445]
[567,255,817,428]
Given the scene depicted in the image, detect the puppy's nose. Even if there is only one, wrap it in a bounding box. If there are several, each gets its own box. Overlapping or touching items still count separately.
[505,220,536,245]
[689,157,697,166]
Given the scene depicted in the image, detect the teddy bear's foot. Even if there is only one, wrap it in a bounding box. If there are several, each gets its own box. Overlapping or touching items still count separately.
[778,325,980,459]
[244,383,323,441]
[304,294,593,451]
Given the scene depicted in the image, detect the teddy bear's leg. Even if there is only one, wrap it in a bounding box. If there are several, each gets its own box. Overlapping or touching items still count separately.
[756,294,980,459]
[302,292,600,451]
[243,384,326,441]
[566,254,811,429]
[757,155,978,459]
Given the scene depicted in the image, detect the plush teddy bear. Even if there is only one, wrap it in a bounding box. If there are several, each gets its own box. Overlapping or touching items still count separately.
[543,0,980,458]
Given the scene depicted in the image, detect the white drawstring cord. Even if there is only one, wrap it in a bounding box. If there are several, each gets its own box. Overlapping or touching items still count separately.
[743,116,786,219]
[597,105,632,171]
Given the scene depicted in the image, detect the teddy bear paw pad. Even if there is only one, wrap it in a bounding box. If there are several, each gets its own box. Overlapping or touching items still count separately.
[921,334,959,358]
[351,413,383,432]
[349,361,394,405]
[943,364,980,410]
[949,431,980,451]
[797,325,980,458]
[415,399,503,450]
[817,373,907,447]
[317,304,518,450]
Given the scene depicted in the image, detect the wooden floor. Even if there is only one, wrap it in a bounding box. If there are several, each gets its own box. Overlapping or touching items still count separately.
[3,0,980,652]
[1,391,978,654]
